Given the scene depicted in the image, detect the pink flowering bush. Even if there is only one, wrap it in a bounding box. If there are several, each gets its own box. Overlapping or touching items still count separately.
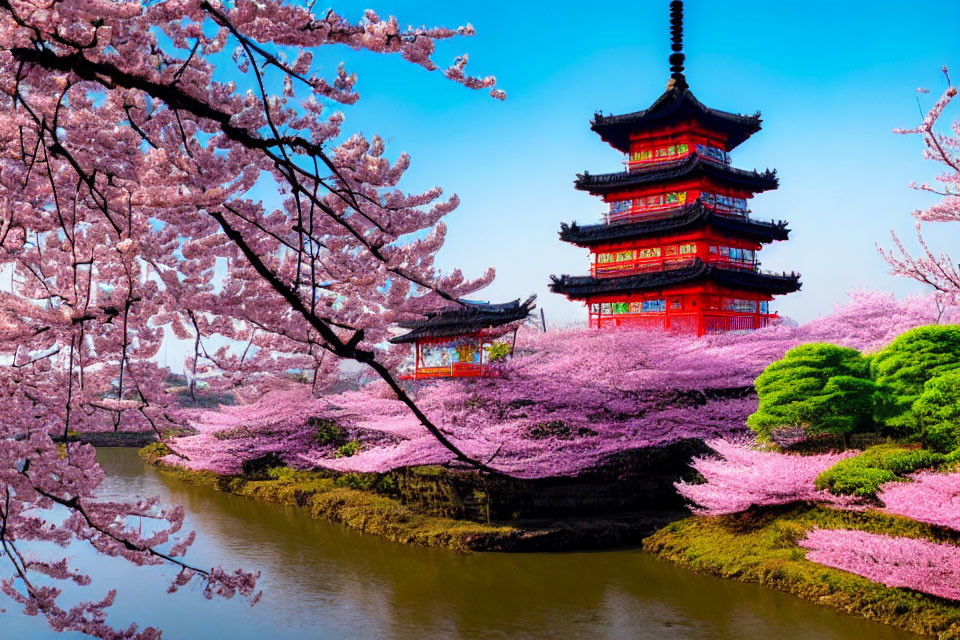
[165,292,944,479]
[800,528,960,601]
[879,471,960,532]
[675,439,859,515]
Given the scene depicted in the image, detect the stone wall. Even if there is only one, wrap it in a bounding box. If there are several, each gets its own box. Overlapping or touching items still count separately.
[394,438,710,522]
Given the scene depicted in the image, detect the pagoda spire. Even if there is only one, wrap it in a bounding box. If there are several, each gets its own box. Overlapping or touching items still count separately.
[667,0,687,91]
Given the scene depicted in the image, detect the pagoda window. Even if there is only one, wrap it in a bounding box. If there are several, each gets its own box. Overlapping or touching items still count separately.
[641,299,666,312]
[612,302,630,314]
[615,249,636,262]
[678,243,697,255]
[637,247,661,259]
[722,298,758,313]
[760,301,770,314]
[629,149,654,163]
[630,191,687,215]
[701,192,748,215]
[670,297,682,310]
[695,144,731,165]
[610,199,633,213]
[710,246,757,268]
[600,303,613,314]
[629,142,689,165]
[597,252,614,264]
[664,245,678,257]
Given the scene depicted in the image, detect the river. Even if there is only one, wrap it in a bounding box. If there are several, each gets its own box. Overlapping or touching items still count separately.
[5,448,919,639]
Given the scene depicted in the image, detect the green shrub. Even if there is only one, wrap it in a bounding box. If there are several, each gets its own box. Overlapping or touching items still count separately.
[815,445,946,498]
[485,341,512,363]
[748,343,876,441]
[309,417,348,447]
[871,325,960,434]
[912,369,960,453]
[335,440,362,458]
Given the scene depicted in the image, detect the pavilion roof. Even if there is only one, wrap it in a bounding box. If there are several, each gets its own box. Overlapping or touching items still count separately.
[389,295,536,344]
[548,259,801,299]
[575,155,778,196]
[591,86,762,153]
[558,201,790,247]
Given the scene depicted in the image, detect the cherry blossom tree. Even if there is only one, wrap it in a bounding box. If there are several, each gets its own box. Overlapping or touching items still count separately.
[0,0,507,635]
[879,68,960,308]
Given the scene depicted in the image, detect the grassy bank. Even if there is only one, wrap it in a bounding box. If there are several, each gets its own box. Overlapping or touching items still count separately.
[140,443,671,552]
[644,505,960,638]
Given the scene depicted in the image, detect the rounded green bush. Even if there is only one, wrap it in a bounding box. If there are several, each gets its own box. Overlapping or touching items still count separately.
[871,325,960,434]
[913,369,960,453]
[748,343,876,441]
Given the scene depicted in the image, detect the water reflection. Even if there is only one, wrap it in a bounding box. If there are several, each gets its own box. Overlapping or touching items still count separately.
[6,449,920,639]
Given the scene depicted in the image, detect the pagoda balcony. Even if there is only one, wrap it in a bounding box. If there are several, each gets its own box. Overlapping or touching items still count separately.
[626,144,731,172]
[591,256,790,280]
[399,362,495,381]
[604,201,751,226]
[593,256,698,278]
[589,310,779,333]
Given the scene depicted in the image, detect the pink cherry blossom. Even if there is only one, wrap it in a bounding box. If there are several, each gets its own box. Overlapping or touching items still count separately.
[800,528,960,601]
[675,438,858,515]
[879,471,960,532]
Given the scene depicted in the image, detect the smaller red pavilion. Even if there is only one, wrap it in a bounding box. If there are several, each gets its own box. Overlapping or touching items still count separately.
[390,296,536,380]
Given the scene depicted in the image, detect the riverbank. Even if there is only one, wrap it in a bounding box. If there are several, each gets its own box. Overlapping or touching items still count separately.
[644,504,960,638]
[140,443,681,552]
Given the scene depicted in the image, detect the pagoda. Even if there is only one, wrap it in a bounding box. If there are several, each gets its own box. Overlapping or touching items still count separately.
[549,1,800,335]
[390,296,535,380]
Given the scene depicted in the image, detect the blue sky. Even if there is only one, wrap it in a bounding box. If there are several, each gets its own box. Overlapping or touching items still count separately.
[316,0,960,327]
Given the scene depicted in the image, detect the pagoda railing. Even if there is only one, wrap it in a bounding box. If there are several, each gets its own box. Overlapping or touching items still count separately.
[590,255,797,280]
[703,313,778,333]
[705,258,759,273]
[399,363,495,380]
[590,311,779,334]
[603,201,754,226]
[712,263,798,279]
[592,256,697,278]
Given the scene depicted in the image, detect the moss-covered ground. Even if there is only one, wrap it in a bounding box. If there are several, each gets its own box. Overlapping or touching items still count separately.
[644,504,960,639]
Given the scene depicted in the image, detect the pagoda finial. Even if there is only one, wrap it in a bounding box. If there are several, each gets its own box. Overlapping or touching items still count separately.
[667,0,687,91]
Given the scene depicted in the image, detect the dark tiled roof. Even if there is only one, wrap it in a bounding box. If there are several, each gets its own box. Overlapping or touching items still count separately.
[548,259,800,299]
[575,155,778,196]
[558,201,790,247]
[591,86,762,153]
[389,295,536,344]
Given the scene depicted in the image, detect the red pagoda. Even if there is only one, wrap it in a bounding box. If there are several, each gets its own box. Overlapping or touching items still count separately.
[549,1,800,335]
